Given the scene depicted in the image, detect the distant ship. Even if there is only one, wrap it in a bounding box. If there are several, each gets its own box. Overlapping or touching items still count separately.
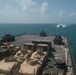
[56,24,66,28]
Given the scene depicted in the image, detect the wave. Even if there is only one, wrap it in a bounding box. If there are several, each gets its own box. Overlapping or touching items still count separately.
[56,24,66,28]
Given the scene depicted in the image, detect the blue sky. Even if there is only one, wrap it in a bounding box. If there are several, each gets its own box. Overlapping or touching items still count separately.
[0,0,76,24]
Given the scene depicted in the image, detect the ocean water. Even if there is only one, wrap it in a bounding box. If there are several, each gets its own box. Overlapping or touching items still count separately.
[0,24,76,62]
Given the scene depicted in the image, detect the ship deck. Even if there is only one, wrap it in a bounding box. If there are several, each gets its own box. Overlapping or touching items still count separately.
[11,35,74,75]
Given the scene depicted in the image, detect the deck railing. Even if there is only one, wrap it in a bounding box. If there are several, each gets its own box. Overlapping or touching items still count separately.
[66,35,76,75]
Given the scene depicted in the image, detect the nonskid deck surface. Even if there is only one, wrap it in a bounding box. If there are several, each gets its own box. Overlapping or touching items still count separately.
[0,35,74,75]
[12,35,66,59]
[12,35,55,46]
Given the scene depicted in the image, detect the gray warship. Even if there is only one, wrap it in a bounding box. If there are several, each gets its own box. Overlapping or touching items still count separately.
[0,33,76,75]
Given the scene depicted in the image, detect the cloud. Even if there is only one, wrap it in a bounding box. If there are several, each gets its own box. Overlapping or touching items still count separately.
[0,1,76,23]
[30,2,50,14]
[16,0,50,14]
[0,5,20,18]
[58,10,67,17]
[4,5,12,9]
[69,12,76,17]
[40,2,50,14]
[17,0,36,11]
[2,5,12,13]
[0,5,11,16]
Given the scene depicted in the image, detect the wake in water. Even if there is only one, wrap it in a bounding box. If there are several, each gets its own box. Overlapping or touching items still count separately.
[56,24,66,28]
